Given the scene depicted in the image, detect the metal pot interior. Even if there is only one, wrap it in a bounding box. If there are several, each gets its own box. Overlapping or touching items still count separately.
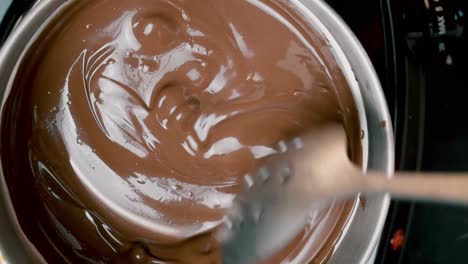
[0,0,394,263]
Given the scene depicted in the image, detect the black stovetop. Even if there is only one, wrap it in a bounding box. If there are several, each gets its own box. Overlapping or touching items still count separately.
[327,0,468,263]
[1,1,468,263]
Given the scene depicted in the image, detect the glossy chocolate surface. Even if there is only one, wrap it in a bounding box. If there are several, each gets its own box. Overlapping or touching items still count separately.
[1,0,361,263]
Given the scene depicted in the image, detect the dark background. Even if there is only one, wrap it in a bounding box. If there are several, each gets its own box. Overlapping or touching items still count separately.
[326,0,468,264]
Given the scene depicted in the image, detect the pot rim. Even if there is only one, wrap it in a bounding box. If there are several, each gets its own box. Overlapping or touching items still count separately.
[0,0,394,263]
[293,0,394,263]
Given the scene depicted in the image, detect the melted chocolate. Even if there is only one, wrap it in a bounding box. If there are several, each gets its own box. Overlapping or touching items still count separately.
[1,0,361,263]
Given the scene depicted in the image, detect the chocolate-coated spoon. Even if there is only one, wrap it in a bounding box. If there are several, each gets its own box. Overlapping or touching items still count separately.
[220,124,468,264]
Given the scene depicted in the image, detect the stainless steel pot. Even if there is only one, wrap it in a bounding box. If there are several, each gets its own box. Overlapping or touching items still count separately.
[0,0,394,263]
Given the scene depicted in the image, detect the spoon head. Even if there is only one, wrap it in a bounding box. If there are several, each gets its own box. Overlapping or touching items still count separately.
[220,124,349,264]
[220,165,313,264]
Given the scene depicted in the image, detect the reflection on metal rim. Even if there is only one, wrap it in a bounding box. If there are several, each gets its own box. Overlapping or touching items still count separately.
[295,1,394,264]
[0,0,394,263]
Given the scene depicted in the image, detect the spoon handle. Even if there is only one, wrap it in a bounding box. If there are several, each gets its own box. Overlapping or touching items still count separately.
[365,171,468,204]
